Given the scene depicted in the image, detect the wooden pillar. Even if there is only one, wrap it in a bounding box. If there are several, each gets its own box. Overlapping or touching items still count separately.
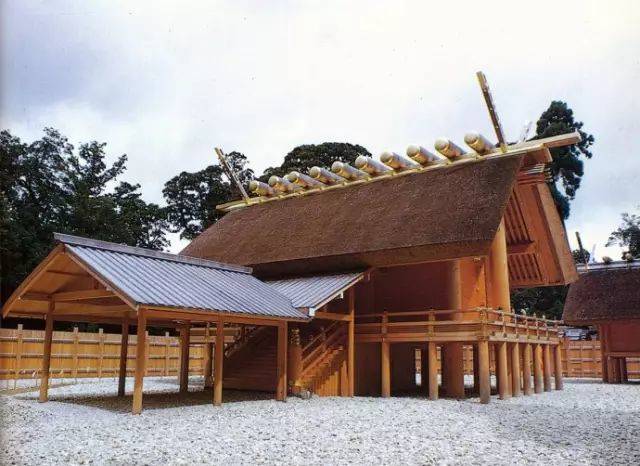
[493,344,501,394]
[179,323,191,393]
[619,358,628,383]
[381,340,391,397]
[487,219,511,312]
[553,344,564,390]
[543,344,552,392]
[213,320,224,406]
[522,343,533,395]
[203,324,213,388]
[472,344,480,395]
[132,310,147,415]
[497,341,510,400]
[599,325,609,383]
[478,340,490,404]
[287,327,302,394]
[118,319,129,397]
[511,343,521,397]
[533,344,543,394]
[276,322,287,401]
[348,288,355,396]
[428,342,438,400]
[443,260,465,399]
[39,305,54,403]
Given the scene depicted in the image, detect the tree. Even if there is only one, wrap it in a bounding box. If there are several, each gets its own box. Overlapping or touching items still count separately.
[163,151,253,240]
[534,101,595,219]
[511,286,567,320]
[572,248,590,265]
[260,142,371,181]
[0,128,169,304]
[607,210,640,259]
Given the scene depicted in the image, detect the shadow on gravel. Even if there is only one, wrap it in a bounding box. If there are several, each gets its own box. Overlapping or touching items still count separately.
[21,388,275,413]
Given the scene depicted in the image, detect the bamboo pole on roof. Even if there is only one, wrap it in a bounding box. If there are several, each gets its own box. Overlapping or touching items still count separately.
[406,145,448,165]
[309,166,343,184]
[434,138,466,159]
[39,303,54,403]
[269,176,300,193]
[248,180,275,197]
[379,151,420,170]
[464,132,495,154]
[117,319,129,397]
[354,155,392,175]
[331,161,368,180]
[286,171,324,188]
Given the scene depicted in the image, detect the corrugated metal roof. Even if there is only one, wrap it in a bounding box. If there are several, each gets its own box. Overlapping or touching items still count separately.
[266,272,364,310]
[56,234,306,320]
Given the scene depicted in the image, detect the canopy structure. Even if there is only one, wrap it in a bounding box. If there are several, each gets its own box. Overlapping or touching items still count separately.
[183,133,578,287]
[1,234,368,413]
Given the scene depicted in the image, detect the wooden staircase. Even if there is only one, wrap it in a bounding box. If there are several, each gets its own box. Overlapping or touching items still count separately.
[223,326,278,391]
[221,322,349,396]
[298,322,349,396]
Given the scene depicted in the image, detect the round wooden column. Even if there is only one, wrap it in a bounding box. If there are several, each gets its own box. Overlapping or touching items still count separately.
[533,344,543,394]
[287,327,303,395]
[543,344,552,392]
[497,341,510,400]
[443,260,465,399]
[477,340,491,404]
[553,344,564,390]
[510,343,521,397]
[522,343,533,395]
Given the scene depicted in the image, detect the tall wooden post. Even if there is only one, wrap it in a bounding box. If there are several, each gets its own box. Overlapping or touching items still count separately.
[203,324,213,388]
[533,344,543,394]
[443,260,465,399]
[118,319,129,396]
[522,343,533,395]
[553,344,564,390]
[428,342,438,400]
[619,358,628,383]
[179,323,191,393]
[213,319,224,406]
[132,310,147,414]
[39,303,54,403]
[287,326,302,394]
[511,343,521,397]
[348,288,356,397]
[381,340,391,397]
[276,322,288,401]
[487,219,511,312]
[472,344,480,395]
[497,341,510,400]
[599,325,609,383]
[478,340,491,404]
[543,344,552,392]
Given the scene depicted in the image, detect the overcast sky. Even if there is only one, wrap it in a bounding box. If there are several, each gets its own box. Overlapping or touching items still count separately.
[2,1,639,256]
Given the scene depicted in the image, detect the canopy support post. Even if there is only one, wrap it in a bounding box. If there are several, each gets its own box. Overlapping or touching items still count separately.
[276,321,288,401]
[213,319,224,406]
[179,323,191,394]
[39,303,54,403]
[118,318,129,397]
[132,310,147,414]
[428,342,438,400]
[347,288,355,397]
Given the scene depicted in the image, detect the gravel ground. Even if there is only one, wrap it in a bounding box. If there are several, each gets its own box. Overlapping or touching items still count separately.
[1,377,638,465]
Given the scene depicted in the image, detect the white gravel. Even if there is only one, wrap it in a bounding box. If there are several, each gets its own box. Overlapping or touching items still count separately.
[1,377,638,465]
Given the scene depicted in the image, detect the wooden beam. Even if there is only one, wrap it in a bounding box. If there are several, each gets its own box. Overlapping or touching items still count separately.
[522,343,533,395]
[39,303,54,403]
[179,323,191,393]
[118,318,129,396]
[52,289,117,302]
[428,342,438,400]
[132,310,147,415]
[553,344,564,390]
[213,319,224,406]
[276,322,288,401]
[347,288,355,397]
[145,307,304,326]
[45,270,91,278]
[313,311,352,322]
[507,241,536,255]
[533,344,543,394]
[478,340,490,404]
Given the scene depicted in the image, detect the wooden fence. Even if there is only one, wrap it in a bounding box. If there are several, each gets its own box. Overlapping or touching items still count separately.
[0,326,236,388]
[3,327,639,388]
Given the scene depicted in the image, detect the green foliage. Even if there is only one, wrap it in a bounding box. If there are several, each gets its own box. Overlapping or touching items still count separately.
[260,142,371,181]
[511,286,568,320]
[572,248,590,264]
[607,210,640,259]
[163,152,253,240]
[0,128,169,303]
[534,101,595,219]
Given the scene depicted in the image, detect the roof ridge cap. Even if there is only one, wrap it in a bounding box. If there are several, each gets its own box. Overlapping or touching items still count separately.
[54,233,252,274]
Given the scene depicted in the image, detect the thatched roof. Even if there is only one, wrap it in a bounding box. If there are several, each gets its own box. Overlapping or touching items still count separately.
[182,155,523,277]
[563,264,640,324]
